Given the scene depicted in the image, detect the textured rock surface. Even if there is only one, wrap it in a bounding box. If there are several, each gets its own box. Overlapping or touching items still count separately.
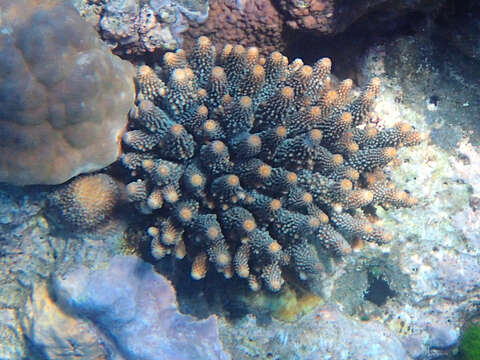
[341,32,480,358]
[0,0,135,185]
[220,305,409,359]
[277,0,445,35]
[74,0,209,56]
[436,0,480,62]
[0,187,51,359]
[381,35,480,147]
[53,255,230,360]
[22,283,108,360]
[0,184,124,359]
[452,142,480,249]
[74,0,451,61]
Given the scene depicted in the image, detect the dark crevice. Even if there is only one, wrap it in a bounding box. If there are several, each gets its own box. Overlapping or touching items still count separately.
[364,271,396,306]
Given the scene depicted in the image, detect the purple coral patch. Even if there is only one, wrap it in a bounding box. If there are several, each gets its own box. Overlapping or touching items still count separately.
[53,256,230,360]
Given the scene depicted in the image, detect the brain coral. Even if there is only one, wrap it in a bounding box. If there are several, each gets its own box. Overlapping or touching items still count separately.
[0,0,135,185]
[121,37,423,292]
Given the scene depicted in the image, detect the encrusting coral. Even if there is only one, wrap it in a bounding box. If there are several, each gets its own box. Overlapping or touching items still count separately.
[121,36,423,292]
[183,0,285,55]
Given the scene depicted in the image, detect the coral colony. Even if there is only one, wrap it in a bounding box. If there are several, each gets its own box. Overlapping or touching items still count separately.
[49,174,122,230]
[120,36,423,292]
[0,0,134,185]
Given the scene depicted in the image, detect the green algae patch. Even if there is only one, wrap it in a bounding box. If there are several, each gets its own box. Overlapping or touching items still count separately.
[460,324,480,360]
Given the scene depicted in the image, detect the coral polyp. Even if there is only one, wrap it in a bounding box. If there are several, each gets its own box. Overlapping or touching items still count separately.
[122,36,423,292]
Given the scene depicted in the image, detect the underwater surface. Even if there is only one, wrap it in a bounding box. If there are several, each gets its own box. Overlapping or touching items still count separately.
[0,0,480,359]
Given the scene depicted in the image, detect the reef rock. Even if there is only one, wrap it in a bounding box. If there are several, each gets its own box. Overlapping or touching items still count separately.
[0,0,135,185]
[53,255,230,360]
[74,0,209,57]
[277,0,445,35]
[220,305,409,359]
[337,34,480,358]
[22,283,108,360]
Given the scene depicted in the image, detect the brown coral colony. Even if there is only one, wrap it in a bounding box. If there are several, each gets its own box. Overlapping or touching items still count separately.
[49,174,121,230]
[121,36,423,292]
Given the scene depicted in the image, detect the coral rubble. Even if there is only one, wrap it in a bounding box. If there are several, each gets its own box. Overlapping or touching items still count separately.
[0,0,135,185]
[121,36,423,292]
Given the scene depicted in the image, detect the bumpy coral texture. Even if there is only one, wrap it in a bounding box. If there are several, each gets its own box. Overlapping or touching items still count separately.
[277,0,337,33]
[183,0,285,55]
[49,174,121,230]
[121,37,423,292]
[0,0,135,185]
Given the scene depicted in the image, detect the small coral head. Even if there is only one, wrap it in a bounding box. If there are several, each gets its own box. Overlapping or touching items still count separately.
[48,174,120,230]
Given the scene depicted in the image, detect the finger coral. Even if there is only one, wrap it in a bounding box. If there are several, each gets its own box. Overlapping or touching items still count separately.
[48,174,122,230]
[0,0,135,185]
[121,36,423,292]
